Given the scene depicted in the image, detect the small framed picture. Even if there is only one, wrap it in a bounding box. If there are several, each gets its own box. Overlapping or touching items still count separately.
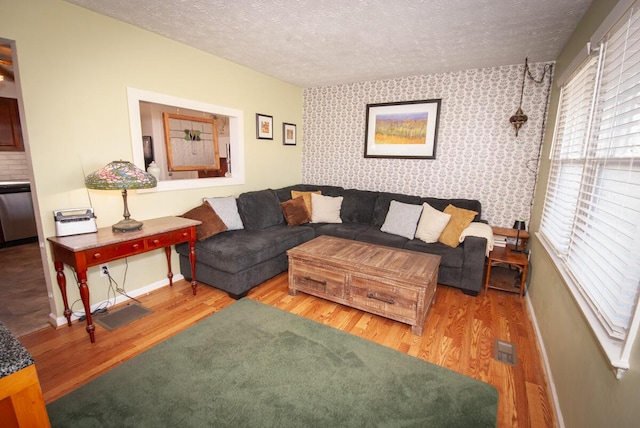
[256,113,273,140]
[283,123,296,146]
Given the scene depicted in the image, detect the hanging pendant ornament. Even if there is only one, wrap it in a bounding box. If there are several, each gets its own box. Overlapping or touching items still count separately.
[510,107,528,137]
[510,58,529,137]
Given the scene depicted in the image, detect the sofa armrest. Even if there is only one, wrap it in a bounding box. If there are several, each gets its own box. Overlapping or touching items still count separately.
[460,236,487,295]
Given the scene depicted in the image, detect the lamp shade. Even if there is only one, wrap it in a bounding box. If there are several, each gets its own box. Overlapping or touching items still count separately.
[513,220,526,231]
[85,161,156,232]
[85,160,156,190]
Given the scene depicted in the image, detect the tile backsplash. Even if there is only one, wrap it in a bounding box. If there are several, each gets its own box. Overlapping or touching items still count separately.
[0,152,30,181]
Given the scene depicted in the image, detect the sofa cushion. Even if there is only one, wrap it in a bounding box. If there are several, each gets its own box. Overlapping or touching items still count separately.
[205,196,244,230]
[354,227,409,249]
[439,205,478,248]
[339,189,378,224]
[380,200,423,239]
[422,197,482,222]
[371,192,422,227]
[180,202,228,241]
[280,197,311,226]
[237,189,284,230]
[311,193,343,223]
[313,223,372,240]
[415,202,452,243]
[404,240,465,268]
[177,225,314,274]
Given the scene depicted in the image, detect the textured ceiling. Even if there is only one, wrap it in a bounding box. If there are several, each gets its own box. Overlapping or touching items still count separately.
[64,0,592,87]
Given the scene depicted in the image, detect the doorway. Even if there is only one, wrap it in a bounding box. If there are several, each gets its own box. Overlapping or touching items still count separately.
[0,38,51,337]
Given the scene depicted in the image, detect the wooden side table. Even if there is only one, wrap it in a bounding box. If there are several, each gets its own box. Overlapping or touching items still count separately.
[484,245,529,297]
[47,216,200,343]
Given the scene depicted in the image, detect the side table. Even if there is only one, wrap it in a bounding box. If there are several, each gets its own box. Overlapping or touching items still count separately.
[48,216,200,343]
[484,245,529,297]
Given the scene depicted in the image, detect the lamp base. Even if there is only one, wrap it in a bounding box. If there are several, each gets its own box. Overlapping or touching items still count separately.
[112,218,143,232]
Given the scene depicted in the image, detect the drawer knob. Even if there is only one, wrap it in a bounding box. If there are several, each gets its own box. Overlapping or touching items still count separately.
[367,292,395,305]
[93,253,101,259]
[132,243,140,249]
[152,239,160,245]
[182,232,188,237]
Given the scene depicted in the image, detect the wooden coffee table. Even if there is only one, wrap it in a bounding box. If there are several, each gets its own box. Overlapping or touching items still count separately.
[287,236,441,335]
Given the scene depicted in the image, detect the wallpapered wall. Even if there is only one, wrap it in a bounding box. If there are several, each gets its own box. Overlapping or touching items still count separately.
[302,63,553,228]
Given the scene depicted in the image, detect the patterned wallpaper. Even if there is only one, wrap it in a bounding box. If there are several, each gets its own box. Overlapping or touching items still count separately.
[302,63,553,228]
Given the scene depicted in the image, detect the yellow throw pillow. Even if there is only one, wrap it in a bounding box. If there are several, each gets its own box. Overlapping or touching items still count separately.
[291,190,321,214]
[438,205,478,248]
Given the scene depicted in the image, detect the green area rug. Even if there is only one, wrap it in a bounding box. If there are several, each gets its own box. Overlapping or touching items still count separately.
[47,299,498,427]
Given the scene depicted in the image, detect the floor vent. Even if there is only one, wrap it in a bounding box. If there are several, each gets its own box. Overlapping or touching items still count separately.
[494,339,517,365]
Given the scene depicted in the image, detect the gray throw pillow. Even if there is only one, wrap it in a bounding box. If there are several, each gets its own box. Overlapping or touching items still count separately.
[205,196,244,231]
[380,200,423,239]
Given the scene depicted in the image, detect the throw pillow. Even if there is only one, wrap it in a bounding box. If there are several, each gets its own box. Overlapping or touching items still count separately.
[438,204,478,248]
[291,190,321,214]
[205,196,244,230]
[180,202,228,241]
[415,203,452,243]
[310,193,343,223]
[280,197,311,226]
[380,200,423,239]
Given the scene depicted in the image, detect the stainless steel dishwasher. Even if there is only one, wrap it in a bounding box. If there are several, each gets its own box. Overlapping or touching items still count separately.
[0,181,37,245]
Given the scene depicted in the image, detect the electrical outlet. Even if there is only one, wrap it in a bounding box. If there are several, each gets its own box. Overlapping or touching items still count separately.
[100,263,109,277]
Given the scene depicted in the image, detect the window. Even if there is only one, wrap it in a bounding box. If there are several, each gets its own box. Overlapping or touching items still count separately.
[127,88,245,192]
[539,2,640,377]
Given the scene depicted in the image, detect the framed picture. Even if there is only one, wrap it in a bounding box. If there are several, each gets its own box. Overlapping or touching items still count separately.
[364,99,441,159]
[256,113,273,140]
[162,112,220,171]
[283,123,296,146]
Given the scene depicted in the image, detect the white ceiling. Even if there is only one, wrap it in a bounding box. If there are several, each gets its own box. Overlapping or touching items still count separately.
[64,0,593,88]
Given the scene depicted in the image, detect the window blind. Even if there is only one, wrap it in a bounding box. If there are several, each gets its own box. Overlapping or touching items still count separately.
[540,2,640,358]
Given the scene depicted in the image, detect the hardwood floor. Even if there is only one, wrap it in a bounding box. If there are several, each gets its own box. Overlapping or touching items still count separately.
[19,274,556,427]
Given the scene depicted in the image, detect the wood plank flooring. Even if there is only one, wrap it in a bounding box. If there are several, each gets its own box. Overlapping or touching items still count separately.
[19,274,556,427]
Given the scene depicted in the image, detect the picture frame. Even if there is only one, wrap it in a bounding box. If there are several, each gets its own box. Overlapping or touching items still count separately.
[256,113,273,140]
[364,99,441,159]
[283,123,296,146]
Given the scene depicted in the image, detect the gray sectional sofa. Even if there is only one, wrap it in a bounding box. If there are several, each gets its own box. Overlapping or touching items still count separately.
[175,184,488,299]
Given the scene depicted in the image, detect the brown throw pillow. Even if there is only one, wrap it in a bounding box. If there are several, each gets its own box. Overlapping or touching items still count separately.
[280,197,311,226]
[180,202,228,241]
[438,204,478,248]
[291,190,321,214]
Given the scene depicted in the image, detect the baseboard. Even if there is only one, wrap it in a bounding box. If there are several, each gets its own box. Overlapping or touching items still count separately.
[526,296,565,428]
[51,274,184,327]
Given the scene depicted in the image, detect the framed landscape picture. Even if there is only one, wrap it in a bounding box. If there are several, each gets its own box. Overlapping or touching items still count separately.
[364,99,441,159]
[256,113,273,140]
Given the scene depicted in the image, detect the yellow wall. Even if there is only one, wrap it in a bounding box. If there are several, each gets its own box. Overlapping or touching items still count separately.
[529,0,640,426]
[2,0,303,318]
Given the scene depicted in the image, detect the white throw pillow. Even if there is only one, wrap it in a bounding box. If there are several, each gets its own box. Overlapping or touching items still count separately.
[311,193,343,223]
[380,200,423,239]
[415,203,452,243]
[205,196,244,230]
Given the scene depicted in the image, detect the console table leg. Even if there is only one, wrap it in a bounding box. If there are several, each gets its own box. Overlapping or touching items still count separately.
[77,270,95,343]
[189,239,197,295]
[54,261,72,327]
[165,247,174,287]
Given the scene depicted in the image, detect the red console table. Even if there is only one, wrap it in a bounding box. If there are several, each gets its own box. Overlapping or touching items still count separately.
[47,216,200,343]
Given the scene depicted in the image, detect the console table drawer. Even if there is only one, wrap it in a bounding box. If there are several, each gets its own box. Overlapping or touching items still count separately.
[146,230,193,249]
[84,239,146,264]
[289,261,346,299]
[349,276,419,322]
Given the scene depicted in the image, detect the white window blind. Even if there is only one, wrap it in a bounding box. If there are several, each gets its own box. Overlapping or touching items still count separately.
[540,2,640,375]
